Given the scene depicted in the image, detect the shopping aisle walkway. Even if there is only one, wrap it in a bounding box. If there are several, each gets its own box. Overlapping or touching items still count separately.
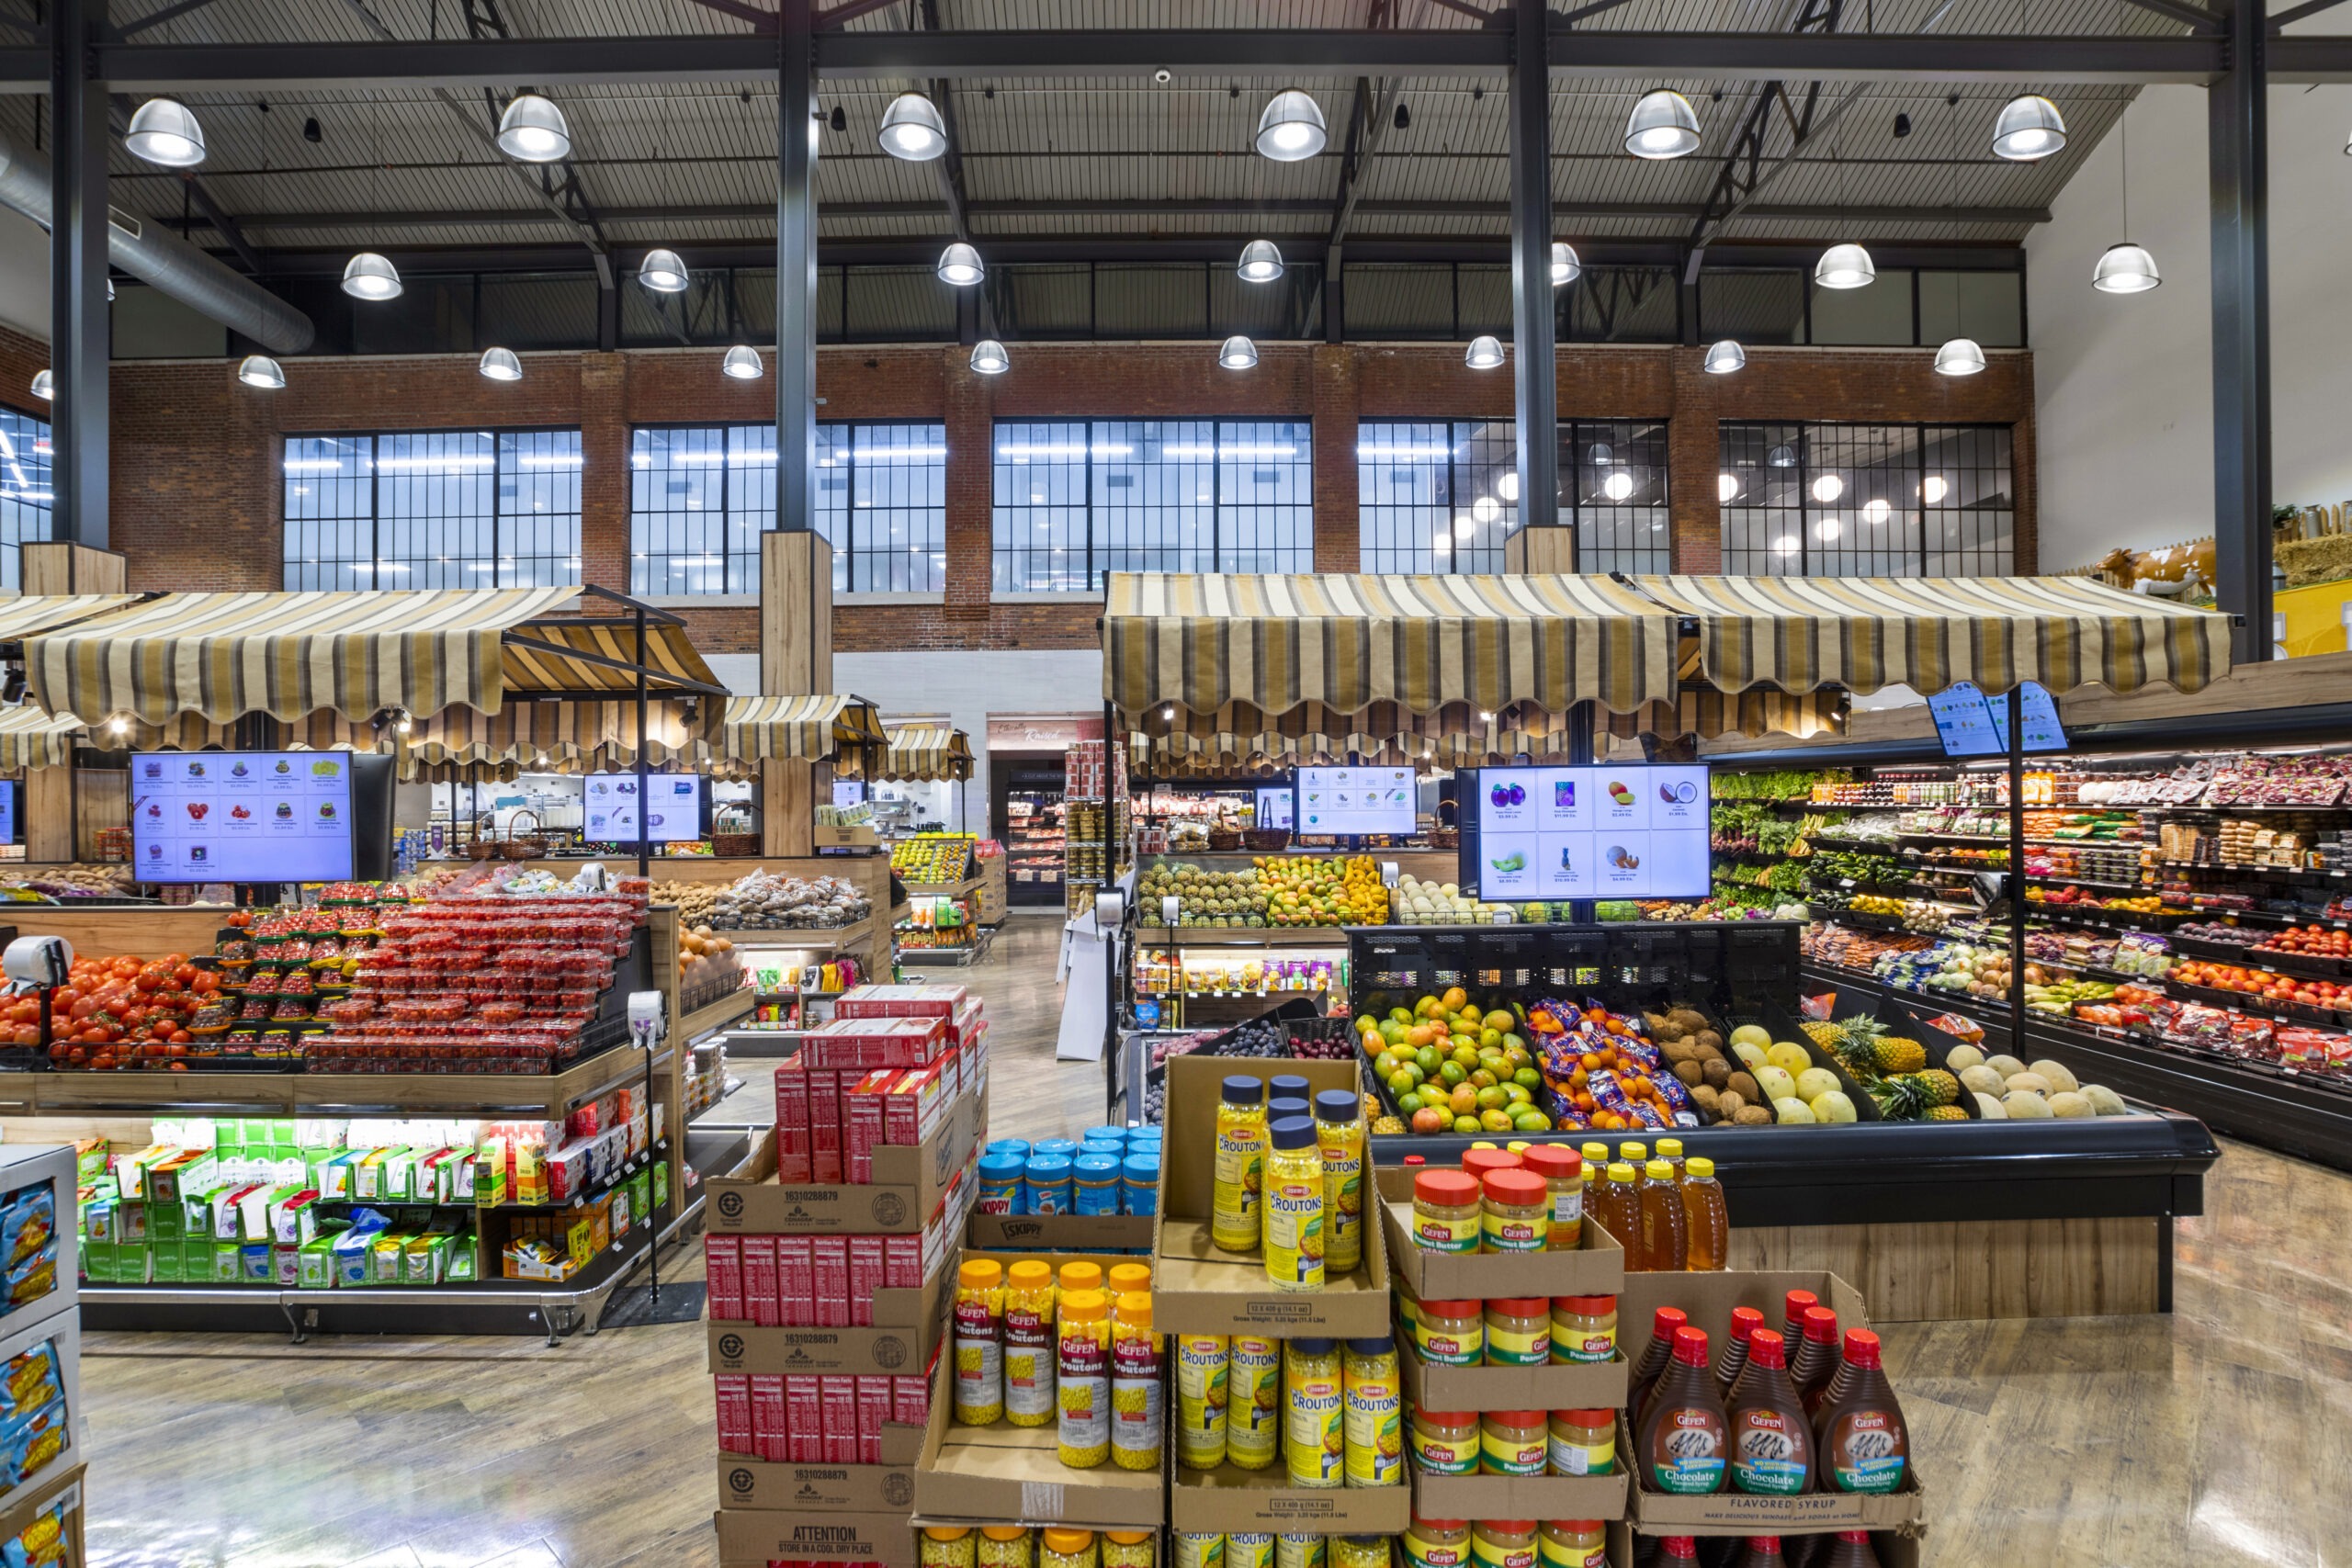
[73,919,2352,1567]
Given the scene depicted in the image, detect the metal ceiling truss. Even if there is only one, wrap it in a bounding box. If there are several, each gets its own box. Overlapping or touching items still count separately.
[1681,0,1843,266]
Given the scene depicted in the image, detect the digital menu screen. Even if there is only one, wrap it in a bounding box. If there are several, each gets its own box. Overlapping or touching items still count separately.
[585,772,706,843]
[1255,786,1295,832]
[1929,681,2067,758]
[1458,764,1711,902]
[1295,766,1416,836]
[130,750,356,885]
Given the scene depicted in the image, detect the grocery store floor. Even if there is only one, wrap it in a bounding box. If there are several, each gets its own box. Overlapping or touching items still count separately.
[75,916,2352,1567]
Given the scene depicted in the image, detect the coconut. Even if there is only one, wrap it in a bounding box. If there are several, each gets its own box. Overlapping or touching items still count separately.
[1673,1059,1704,1087]
[1733,1104,1775,1125]
[1694,1030,1724,1055]
[1701,1056,1732,1089]
[1725,1071,1761,1105]
[2029,1059,2081,1094]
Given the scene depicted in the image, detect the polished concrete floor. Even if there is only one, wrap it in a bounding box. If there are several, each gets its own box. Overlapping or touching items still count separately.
[80,914,2352,1566]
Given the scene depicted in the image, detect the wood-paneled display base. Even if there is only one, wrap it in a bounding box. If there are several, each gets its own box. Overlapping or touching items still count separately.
[1726,1215,2164,1322]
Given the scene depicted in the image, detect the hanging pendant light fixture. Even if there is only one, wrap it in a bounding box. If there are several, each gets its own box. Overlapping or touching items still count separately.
[1935,99,1991,373]
[1255,91,1328,161]
[639,249,691,293]
[935,243,985,287]
[969,339,1010,375]
[28,370,51,401]
[1991,95,2066,161]
[1217,335,1260,370]
[1933,337,1987,376]
[1464,335,1505,370]
[1702,339,1747,374]
[879,93,949,161]
[340,253,402,300]
[1238,241,1285,283]
[1551,242,1580,287]
[496,94,571,162]
[2094,101,2160,293]
[237,355,287,389]
[124,97,207,166]
[479,347,524,382]
[1815,243,1874,289]
[721,345,765,380]
[1623,89,1702,159]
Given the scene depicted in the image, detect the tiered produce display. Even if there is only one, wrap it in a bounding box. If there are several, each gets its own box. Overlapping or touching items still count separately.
[1138,857,1392,930]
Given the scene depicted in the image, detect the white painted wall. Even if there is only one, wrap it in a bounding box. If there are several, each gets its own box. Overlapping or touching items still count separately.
[836,648,1103,825]
[2027,82,2352,571]
[0,209,44,344]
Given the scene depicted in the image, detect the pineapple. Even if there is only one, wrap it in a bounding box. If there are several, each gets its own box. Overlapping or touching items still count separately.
[1925,1105,1972,1122]
[1867,1077,1925,1121]
[1910,1068,1962,1108]
[1871,1035,1928,1076]
[1799,1020,1847,1050]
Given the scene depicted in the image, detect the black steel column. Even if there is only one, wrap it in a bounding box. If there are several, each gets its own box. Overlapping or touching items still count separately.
[777,0,818,532]
[2211,0,2272,662]
[1509,1,1562,547]
[50,0,108,548]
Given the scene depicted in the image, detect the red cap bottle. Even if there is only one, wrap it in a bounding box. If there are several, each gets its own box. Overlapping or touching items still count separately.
[1817,1531,1883,1568]
[1788,1304,1841,1404]
[1736,1539,1788,1568]
[1725,1328,1815,1496]
[1634,1325,1728,1495]
[1715,1304,1765,1399]
[1628,1305,1689,1430]
[1814,1328,1908,1495]
[1650,1539,1702,1568]
[1779,1288,1817,1347]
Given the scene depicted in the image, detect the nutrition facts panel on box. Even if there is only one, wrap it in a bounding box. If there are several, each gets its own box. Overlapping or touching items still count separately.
[130,750,354,883]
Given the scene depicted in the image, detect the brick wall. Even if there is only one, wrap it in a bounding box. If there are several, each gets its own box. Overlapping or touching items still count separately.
[13,332,2037,661]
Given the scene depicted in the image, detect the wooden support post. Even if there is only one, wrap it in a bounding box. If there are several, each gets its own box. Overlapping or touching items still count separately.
[760,531,836,859]
[18,543,128,595]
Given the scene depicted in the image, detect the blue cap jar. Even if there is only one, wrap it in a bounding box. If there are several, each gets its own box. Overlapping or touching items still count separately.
[1221,1076,1264,1105]
[985,1138,1033,1163]
[1121,1152,1160,1216]
[1073,1152,1124,1215]
[1033,1137,1080,1162]
[978,1150,1027,1215]
[1023,1153,1075,1216]
[1083,1123,1128,1146]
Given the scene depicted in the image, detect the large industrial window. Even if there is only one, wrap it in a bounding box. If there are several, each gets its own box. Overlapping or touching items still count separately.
[1356,419,1670,575]
[282,429,582,591]
[632,422,945,594]
[1719,422,2015,578]
[992,420,1313,591]
[0,408,53,592]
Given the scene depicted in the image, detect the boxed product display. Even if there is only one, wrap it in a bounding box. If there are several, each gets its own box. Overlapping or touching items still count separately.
[712,1506,917,1568]
[0,1461,84,1568]
[713,1344,936,1506]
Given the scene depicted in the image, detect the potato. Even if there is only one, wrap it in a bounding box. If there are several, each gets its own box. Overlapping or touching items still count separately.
[2005,1072,2053,1096]
[1725,1071,1761,1105]
[2048,1091,2093,1119]
[1733,1104,1775,1125]
[1944,1044,1985,1073]
[1701,1056,1732,1089]
[2029,1059,2081,1094]
[2002,1089,2054,1120]
[1674,1059,1704,1087]
[2081,1084,2129,1116]
[1974,1091,2007,1119]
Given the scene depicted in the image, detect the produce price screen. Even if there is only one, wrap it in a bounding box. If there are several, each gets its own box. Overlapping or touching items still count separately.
[130,750,355,884]
[585,773,705,843]
[1461,764,1711,900]
[1295,766,1416,836]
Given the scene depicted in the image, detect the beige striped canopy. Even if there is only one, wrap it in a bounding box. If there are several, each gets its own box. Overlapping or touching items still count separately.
[0,593,146,645]
[876,725,973,783]
[0,704,85,771]
[401,697,728,777]
[23,587,583,725]
[721,695,888,762]
[1104,572,1679,720]
[1629,575,2233,697]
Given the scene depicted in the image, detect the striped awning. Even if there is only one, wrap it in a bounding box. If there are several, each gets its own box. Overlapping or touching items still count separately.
[876,725,973,783]
[0,704,85,772]
[721,695,889,762]
[24,587,583,725]
[1104,572,1679,721]
[0,593,145,645]
[402,697,728,776]
[501,616,727,700]
[1628,575,2233,698]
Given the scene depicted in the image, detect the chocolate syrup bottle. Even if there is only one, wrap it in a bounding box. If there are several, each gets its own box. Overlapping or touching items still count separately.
[1789,1306,1841,1411]
[1650,1539,1702,1568]
[1725,1328,1815,1495]
[1714,1305,1764,1400]
[1779,1289,1817,1348]
[1735,1540,1788,1568]
[1817,1532,1882,1568]
[1634,1325,1728,1495]
[1629,1306,1689,1430]
[1814,1328,1908,1495]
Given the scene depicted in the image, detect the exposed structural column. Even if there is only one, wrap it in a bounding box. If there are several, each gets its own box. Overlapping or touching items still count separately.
[776,0,819,535]
[2211,0,2272,662]
[50,0,109,548]
[1509,2,1563,548]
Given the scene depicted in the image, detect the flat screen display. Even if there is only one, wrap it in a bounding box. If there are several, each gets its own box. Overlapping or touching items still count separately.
[1929,681,2067,757]
[584,772,707,843]
[1458,764,1712,902]
[1254,786,1295,832]
[0,780,14,846]
[832,779,867,809]
[1295,766,1416,836]
[130,750,356,885]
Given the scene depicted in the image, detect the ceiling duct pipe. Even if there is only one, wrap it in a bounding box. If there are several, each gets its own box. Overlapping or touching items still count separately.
[0,125,314,354]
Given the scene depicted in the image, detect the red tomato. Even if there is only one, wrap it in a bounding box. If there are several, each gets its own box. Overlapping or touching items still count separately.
[190,973,220,995]
[168,1030,191,1043]
[173,964,198,987]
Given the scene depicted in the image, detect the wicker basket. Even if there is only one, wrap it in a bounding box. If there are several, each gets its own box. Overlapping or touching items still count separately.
[712,831,763,858]
[1206,828,1244,852]
[1242,829,1289,852]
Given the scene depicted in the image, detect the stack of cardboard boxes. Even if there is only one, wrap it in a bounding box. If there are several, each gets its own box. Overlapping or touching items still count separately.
[706,982,989,1568]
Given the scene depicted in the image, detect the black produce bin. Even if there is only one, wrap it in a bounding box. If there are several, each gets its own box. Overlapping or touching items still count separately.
[1346,920,1803,1022]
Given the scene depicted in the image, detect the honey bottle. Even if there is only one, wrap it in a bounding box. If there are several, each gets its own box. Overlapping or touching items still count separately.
[1636,1159,1688,1272]
[1681,1156,1729,1271]
[1634,1325,1727,1495]
[1714,1306,1764,1401]
[1724,1329,1814,1495]
[1627,1306,1688,1430]
[1813,1329,1909,1495]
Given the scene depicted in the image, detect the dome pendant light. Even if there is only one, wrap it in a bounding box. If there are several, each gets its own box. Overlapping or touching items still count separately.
[1238,241,1285,283]
[969,339,1010,375]
[496,94,571,162]
[479,347,523,382]
[124,97,207,166]
[1623,89,1702,160]
[1815,243,1875,289]
[639,249,691,293]
[29,370,51,401]
[878,93,949,161]
[1550,242,1580,287]
[1255,91,1328,161]
[340,253,403,300]
[1933,337,1987,376]
[237,355,287,389]
[1702,339,1747,375]
[1464,335,1505,370]
[2094,105,2160,294]
[721,345,765,380]
[1217,335,1260,370]
[935,243,985,287]
[1990,94,2066,161]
